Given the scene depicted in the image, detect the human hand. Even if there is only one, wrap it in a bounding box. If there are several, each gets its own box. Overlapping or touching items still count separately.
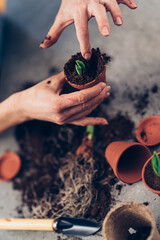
[40,0,137,59]
[17,72,110,126]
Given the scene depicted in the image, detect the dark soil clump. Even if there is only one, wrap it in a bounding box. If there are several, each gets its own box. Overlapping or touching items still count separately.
[134,91,149,115]
[94,114,134,156]
[144,161,160,191]
[127,226,151,240]
[151,85,158,94]
[143,201,149,206]
[64,48,110,86]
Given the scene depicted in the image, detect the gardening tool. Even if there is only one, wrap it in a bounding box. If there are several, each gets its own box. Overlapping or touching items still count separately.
[136,115,160,146]
[0,217,100,236]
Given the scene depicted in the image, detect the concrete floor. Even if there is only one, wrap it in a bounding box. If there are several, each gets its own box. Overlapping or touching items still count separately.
[0,0,160,239]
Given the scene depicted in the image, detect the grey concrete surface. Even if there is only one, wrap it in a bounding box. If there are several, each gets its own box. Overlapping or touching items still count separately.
[0,0,160,239]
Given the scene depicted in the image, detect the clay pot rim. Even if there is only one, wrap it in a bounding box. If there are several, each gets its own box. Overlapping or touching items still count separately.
[0,152,21,181]
[64,55,106,90]
[142,152,160,195]
[102,202,157,240]
[136,115,160,146]
[113,142,151,183]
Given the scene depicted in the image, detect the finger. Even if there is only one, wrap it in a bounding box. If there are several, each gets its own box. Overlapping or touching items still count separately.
[74,10,91,60]
[101,0,123,26]
[90,3,110,36]
[64,91,109,123]
[117,0,137,9]
[40,11,73,48]
[61,86,110,120]
[68,117,108,126]
[59,82,107,111]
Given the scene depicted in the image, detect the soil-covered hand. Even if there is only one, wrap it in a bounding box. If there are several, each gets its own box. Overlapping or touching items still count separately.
[16,72,110,126]
[40,0,137,59]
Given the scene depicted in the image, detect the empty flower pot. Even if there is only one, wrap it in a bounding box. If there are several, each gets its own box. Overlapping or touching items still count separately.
[102,202,160,240]
[105,141,151,184]
[142,152,160,197]
[136,116,160,146]
[0,152,21,181]
[64,48,108,90]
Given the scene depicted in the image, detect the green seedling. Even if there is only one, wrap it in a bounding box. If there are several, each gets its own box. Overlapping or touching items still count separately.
[86,125,95,140]
[75,60,86,75]
[152,151,160,177]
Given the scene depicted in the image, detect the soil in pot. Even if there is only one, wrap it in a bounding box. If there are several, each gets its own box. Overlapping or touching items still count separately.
[144,161,160,191]
[127,226,151,240]
[64,48,110,86]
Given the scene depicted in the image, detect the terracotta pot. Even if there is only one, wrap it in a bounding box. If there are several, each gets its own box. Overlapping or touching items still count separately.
[105,141,151,184]
[142,152,160,197]
[65,54,107,90]
[0,152,21,181]
[102,202,160,240]
[136,116,160,146]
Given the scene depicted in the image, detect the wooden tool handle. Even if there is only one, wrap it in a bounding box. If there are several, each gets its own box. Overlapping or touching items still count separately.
[0,218,54,231]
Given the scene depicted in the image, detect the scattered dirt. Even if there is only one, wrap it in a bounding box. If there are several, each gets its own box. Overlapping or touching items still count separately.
[13,110,134,222]
[127,226,151,240]
[144,160,160,191]
[151,85,158,94]
[143,201,149,206]
[127,84,159,116]
[64,48,110,85]
[116,184,123,195]
[57,236,83,240]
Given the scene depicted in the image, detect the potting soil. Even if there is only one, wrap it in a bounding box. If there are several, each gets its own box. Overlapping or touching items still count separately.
[64,48,110,85]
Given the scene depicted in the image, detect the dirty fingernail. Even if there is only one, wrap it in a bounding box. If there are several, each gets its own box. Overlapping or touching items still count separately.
[116,17,123,25]
[102,26,110,36]
[84,52,91,60]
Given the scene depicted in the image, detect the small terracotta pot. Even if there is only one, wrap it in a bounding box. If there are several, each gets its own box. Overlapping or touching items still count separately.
[142,152,160,197]
[0,152,21,181]
[105,141,151,184]
[136,116,160,146]
[102,202,160,240]
[66,65,106,90]
[65,54,107,90]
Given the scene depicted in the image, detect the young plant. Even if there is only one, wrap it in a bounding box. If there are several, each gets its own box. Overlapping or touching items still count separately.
[86,125,94,140]
[75,60,86,75]
[152,151,160,177]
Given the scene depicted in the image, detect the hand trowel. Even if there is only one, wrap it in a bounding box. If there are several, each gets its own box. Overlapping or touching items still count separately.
[0,217,100,236]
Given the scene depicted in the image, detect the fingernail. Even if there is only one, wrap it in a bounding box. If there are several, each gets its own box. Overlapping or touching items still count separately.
[100,82,106,91]
[107,86,111,91]
[84,52,91,60]
[116,17,123,25]
[105,92,110,97]
[102,26,110,36]
[39,35,52,48]
[134,3,138,7]
[102,119,109,125]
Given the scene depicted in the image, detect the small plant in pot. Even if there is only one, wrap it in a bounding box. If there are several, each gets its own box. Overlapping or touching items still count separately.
[64,48,110,90]
[142,151,160,197]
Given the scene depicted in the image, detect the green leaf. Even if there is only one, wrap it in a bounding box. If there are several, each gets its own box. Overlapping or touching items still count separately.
[86,125,95,140]
[75,64,82,75]
[152,151,160,177]
[76,60,86,70]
